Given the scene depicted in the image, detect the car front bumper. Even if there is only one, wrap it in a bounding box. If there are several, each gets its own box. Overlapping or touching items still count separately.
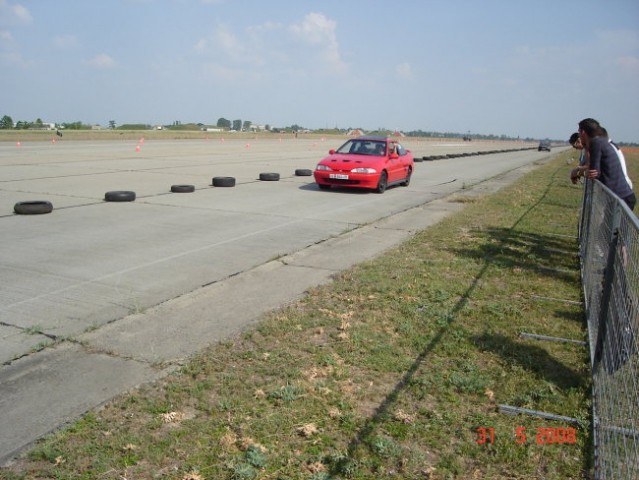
[313,171,381,189]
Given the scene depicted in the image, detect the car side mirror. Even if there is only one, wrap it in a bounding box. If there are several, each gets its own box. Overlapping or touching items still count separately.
[389,152,399,159]
[329,149,336,154]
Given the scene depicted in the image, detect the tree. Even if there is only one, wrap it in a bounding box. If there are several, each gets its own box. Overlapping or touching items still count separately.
[109,120,116,129]
[232,119,242,131]
[0,115,13,129]
[243,120,252,131]
[217,117,231,129]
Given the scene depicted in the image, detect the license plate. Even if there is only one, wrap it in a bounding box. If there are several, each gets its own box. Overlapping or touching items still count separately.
[329,174,349,180]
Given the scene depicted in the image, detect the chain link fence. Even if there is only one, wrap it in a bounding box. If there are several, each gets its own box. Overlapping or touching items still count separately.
[579,179,639,479]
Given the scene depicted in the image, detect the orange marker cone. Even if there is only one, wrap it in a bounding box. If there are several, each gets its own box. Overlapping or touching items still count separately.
[16,141,21,148]
[135,145,141,152]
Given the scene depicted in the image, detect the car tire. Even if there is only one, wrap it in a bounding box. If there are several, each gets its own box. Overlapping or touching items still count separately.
[212,176,236,187]
[259,172,280,181]
[318,184,331,190]
[105,191,136,202]
[295,169,313,176]
[14,200,53,215]
[401,168,412,187]
[171,184,195,193]
[375,171,388,194]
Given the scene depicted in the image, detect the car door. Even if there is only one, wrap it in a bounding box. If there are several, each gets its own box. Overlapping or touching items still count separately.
[386,142,404,182]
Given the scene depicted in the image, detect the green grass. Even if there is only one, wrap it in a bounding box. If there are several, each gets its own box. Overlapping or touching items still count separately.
[4,149,629,480]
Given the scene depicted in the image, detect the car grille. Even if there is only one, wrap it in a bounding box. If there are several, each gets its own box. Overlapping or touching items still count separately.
[326,178,360,185]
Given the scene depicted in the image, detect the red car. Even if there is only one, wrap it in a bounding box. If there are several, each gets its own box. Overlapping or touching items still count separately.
[314,136,414,193]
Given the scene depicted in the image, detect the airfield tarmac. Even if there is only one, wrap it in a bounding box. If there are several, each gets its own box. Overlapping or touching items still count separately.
[0,135,555,464]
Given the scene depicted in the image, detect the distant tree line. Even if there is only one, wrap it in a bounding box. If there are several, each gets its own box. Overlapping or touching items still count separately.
[3,113,637,146]
[0,114,91,130]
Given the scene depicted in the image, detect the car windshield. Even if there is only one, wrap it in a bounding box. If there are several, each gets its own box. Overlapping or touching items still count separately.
[337,140,386,156]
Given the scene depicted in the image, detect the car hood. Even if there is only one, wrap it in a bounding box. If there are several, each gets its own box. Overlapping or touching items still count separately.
[318,154,381,170]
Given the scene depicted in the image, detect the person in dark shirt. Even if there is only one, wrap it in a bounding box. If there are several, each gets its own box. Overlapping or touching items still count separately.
[569,132,588,184]
[578,118,636,210]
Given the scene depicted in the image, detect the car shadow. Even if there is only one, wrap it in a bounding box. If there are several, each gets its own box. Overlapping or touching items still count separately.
[298,183,398,194]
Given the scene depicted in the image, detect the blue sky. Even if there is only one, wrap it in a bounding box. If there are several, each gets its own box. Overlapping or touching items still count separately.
[1,0,638,142]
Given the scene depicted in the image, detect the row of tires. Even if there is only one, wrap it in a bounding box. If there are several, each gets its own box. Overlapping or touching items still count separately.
[13,169,315,215]
[416,147,536,162]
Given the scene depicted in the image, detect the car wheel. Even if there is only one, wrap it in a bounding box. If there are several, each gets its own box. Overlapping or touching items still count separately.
[14,200,53,215]
[105,191,136,202]
[295,169,313,176]
[375,171,388,194]
[212,176,236,187]
[170,184,195,193]
[401,168,412,187]
[259,172,280,181]
[318,184,331,190]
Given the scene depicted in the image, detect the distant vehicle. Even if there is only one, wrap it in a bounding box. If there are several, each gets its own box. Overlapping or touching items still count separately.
[538,141,551,152]
[313,136,414,193]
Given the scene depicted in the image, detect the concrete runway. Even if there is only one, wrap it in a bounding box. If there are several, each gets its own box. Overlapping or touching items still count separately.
[0,136,554,464]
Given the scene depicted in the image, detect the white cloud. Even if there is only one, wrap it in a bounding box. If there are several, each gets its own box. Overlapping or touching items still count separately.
[0,50,31,67]
[0,0,32,26]
[289,12,347,74]
[195,24,251,62]
[201,62,240,81]
[215,25,246,58]
[616,55,639,74]
[0,29,13,44]
[395,62,413,80]
[53,34,79,49]
[596,29,639,51]
[87,53,116,68]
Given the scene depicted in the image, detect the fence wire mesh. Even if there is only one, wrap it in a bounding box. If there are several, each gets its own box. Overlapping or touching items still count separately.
[580,179,639,479]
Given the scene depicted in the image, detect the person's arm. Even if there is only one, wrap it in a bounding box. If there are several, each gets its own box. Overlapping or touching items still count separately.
[570,150,590,183]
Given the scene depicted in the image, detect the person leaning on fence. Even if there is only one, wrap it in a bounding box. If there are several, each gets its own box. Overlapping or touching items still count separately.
[578,118,636,211]
[600,127,633,190]
[569,132,589,184]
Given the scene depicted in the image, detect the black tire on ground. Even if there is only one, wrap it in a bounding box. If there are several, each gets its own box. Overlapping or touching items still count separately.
[375,171,388,194]
[295,168,313,176]
[212,176,236,187]
[170,184,195,193]
[259,172,280,181]
[105,191,136,202]
[14,200,53,215]
[318,184,331,190]
[401,168,412,187]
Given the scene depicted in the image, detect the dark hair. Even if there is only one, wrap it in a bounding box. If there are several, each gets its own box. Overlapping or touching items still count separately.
[569,132,579,145]
[578,118,601,137]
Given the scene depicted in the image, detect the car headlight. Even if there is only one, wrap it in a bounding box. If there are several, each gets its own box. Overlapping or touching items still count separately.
[316,164,333,171]
[350,167,377,173]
